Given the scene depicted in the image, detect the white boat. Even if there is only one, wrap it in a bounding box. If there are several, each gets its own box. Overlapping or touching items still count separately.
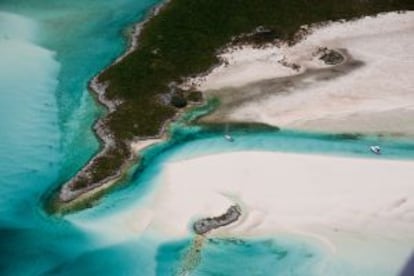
[224,134,234,142]
[224,123,234,142]
[370,145,381,155]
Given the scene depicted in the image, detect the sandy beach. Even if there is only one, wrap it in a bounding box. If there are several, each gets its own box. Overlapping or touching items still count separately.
[188,11,414,137]
[130,138,161,153]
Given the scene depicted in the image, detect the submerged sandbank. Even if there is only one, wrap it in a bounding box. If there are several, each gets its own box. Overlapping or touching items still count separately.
[190,12,414,137]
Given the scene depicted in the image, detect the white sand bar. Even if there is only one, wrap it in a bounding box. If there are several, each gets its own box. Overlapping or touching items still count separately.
[149,151,414,269]
[152,152,414,239]
[191,12,414,136]
[76,151,414,268]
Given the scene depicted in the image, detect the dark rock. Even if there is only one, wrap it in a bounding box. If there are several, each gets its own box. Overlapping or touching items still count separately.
[193,205,241,235]
[320,49,344,65]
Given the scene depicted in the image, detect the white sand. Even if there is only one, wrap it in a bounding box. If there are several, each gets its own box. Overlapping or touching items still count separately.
[189,45,300,91]
[130,138,161,153]
[152,152,414,238]
[157,152,414,270]
[189,12,414,136]
[72,151,414,270]
[69,12,414,272]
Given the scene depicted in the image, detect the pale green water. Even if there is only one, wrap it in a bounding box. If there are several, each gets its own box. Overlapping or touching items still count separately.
[0,1,413,275]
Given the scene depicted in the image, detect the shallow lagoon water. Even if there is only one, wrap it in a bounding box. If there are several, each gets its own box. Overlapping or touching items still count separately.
[75,123,414,219]
[0,1,413,275]
[156,238,323,276]
[69,123,414,275]
[0,1,161,274]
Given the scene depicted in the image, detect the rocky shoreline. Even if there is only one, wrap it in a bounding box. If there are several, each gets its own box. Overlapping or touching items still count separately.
[57,26,351,207]
[54,0,409,211]
[193,205,242,235]
[58,1,172,205]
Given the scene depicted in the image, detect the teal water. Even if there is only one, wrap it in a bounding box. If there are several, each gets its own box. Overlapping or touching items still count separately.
[67,123,414,275]
[73,123,414,218]
[0,1,161,274]
[156,238,323,276]
[0,1,413,275]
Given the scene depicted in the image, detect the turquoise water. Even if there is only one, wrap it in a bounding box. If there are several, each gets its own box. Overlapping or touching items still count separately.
[156,238,323,276]
[73,124,414,218]
[0,1,160,274]
[67,124,414,275]
[1,1,413,275]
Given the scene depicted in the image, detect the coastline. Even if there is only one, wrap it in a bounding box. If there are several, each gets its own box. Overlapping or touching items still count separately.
[55,1,172,210]
[53,2,414,212]
[89,0,173,113]
[190,11,414,137]
[6,1,414,274]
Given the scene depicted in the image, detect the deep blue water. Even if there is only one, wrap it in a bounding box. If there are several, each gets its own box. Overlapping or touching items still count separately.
[0,1,413,275]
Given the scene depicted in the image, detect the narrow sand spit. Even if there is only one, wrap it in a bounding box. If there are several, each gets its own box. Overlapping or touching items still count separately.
[130,138,161,153]
[188,12,414,137]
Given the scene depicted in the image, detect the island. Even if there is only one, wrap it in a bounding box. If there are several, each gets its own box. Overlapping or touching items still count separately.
[193,205,242,235]
[52,0,413,212]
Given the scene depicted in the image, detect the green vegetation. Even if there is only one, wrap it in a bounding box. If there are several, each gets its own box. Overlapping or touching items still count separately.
[67,0,413,197]
[186,91,203,103]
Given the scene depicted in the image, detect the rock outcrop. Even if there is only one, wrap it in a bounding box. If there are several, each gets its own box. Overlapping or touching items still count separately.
[193,205,241,235]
